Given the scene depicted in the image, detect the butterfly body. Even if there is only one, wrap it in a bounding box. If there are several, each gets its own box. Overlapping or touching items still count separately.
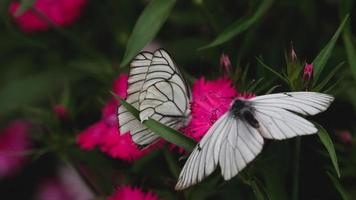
[230,99,260,129]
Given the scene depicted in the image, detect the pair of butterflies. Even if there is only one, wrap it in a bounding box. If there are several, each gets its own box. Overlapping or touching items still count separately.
[117,49,334,190]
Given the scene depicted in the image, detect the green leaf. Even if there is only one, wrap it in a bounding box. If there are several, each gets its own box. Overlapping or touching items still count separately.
[265,85,281,94]
[120,0,176,67]
[114,94,196,151]
[164,148,180,178]
[313,62,344,92]
[0,71,78,115]
[342,29,356,80]
[247,78,264,92]
[250,177,271,200]
[324,75,345,93]
[256,57,289,84]
[312,14,349,83]
[200,0,274,49]
[14,0,36,17]
[317,124,341,177]
[327,171,350,200]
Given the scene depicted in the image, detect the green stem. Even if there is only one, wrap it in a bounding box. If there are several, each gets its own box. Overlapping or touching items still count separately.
[292,137,301,200]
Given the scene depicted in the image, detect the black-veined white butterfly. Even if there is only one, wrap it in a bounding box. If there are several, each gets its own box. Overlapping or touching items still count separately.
[175,92,334,190]
[117,49,191,147]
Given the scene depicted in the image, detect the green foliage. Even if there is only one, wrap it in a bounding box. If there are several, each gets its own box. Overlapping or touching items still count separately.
[200,0,274,49]
[317,124,341,178]
[14,0,36,16]
[120,0,176,67]
[343,30,356,80]
[312,14,349,83]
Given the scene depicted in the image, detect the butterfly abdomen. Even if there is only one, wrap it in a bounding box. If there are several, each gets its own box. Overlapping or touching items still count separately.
[230,99,260,129]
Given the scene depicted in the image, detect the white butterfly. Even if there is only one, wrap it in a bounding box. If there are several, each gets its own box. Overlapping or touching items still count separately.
[175,92,334,190]
[118,49,191,147]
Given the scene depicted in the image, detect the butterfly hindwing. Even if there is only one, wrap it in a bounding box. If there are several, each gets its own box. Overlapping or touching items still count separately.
[139,49,191,122]
[118,52,153,136]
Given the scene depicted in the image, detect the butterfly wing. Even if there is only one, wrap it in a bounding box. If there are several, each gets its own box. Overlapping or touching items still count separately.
[250,92,334,139]
[137,49,191,145]
[175,112,264,190]
[117,52,157,145]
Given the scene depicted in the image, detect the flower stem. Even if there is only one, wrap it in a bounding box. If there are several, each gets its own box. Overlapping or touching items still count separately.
[292,137,301,200]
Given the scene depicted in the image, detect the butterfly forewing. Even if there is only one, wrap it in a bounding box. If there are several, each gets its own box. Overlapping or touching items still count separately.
[139,49,191,127]
[250,92,334,139]
[176,91,334,190]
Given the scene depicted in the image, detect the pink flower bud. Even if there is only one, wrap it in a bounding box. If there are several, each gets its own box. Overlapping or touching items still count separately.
[220,53,232,74]
[53,105,68,120]
[336,130,352,144]
[303,63,313,81]
[290,43,297,62]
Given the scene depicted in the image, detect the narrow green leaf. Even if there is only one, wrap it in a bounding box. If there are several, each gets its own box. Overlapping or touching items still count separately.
[250,177,271,200]
[164,148,180,178]
[241,64,250,83]
[313,14,349,83]
[313,62,344,92]
[324,75,345,93]
[15,0,36,16]
[120,0,176,67]
[247,78,264,92]
[256,57,289,83]
[200,0,274,49]
[317,124,341,177]
[114,94,196,151]
[342,30,356,79]
[327,171,349,200]
[265,85,281,94]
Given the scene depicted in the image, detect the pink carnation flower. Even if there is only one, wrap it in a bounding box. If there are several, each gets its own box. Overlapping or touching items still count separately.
[182,77,238,141]
[9,0,87,32]
[181,77,255,143]
[77,74,153,161]
[107,185,158,200]
[0,120,31,177]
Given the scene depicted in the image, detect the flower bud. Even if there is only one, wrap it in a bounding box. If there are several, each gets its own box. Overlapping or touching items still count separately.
[303,63,313,81]
[336,130,352,144]
[220,53,232,74]
[290,43,297,62]
[53,105,68,120]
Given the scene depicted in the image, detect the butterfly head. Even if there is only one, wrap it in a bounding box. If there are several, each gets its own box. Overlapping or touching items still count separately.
[230,99,260,129]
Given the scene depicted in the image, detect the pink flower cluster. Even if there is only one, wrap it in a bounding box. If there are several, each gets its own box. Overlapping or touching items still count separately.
[108,185,158,200]
[77,74,153,161]
[0,120,31,177]
[9,0,87,32]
